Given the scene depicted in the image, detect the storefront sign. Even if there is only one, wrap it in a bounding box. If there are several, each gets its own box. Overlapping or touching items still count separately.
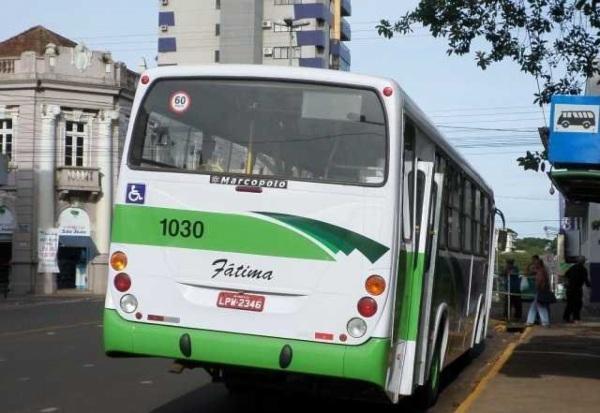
[38,228,60,273]
[58,208,91,237]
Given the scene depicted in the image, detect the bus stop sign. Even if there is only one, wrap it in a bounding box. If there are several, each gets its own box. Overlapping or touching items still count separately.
[549,95,600,166]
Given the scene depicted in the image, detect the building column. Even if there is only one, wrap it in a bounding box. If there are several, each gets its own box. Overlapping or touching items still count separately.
[96,110,117,255]
[36,104,60,295]
[91,110,117,294]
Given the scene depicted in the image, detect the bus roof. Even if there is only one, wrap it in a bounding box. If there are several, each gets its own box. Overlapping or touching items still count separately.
[142,65,494,198]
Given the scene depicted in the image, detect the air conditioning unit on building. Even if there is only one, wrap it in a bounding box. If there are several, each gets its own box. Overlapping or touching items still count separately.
[160,25,169,32]
[263,47,273,56]
[160,0,169,6]
[262,20,273,29]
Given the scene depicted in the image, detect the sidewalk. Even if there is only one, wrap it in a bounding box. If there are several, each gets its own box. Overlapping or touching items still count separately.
[468,319,600,413]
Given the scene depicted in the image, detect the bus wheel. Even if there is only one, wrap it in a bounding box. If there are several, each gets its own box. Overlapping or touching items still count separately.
[561,121,570,128]
[583,121,591,129]
[415,337,442,409]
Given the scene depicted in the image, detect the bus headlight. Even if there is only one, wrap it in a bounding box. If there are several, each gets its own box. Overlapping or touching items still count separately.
[347,318,367,338]
[120,294,138,314]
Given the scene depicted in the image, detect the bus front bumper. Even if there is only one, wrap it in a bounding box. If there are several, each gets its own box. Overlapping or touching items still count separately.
[103,309,389,388]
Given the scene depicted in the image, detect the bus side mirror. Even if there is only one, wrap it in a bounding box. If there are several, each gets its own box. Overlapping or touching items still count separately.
[497,230,508,252]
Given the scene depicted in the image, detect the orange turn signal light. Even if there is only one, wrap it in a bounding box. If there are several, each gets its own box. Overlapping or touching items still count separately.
[110,251,128,271]
[365,275,386,296]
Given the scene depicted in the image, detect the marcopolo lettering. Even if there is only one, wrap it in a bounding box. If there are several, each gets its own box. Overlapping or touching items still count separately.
[210,175,287,189]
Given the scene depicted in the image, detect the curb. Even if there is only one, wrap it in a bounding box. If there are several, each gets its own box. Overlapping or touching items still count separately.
[454,326,532,413]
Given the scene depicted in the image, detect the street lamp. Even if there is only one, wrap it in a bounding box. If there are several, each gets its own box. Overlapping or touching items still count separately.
[275,18,310,66]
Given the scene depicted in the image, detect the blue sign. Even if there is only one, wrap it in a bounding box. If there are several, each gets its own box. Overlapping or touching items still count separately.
[549,95,600,166]
[126,183,146,205]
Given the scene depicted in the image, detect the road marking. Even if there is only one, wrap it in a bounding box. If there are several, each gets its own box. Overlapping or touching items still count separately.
[0,321,99,338]
[454,326,533,413]
[83,363,95,368]
[39,407,59,413]
[140,380,153,385]
[47,331,56,336]
[17,377,31,382]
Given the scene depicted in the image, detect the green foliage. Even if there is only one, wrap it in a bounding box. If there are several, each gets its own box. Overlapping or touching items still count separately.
[515,236,553,253]
[377,1,600,104]
[377,1,600,172]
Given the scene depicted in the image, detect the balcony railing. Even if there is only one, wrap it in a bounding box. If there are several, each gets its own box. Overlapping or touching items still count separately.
[56,167,101,194]
[341,0,352,17]
[341,18,351,41]
[0,59,15,74]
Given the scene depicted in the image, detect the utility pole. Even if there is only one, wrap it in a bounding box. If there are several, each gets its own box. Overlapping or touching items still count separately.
[275,18,310,67]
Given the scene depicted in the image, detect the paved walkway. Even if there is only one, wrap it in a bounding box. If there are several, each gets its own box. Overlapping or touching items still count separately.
[469,320,600,413]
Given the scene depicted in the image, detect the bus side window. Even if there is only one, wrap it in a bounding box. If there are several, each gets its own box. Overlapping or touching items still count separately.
[482,195,490,256]
[402,117,416,242]
[473,188,482,255]
[462,180,473,253]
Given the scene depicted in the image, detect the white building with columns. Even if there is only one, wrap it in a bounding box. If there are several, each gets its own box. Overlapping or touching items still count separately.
[0,26,137,295]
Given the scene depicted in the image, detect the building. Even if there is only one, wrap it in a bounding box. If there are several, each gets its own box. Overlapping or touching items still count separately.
[157,0,351,70]
[541,73,600,307]
[0,26,138,295]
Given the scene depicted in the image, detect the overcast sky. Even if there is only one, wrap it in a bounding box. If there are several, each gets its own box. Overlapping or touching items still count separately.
[2,0,559,238]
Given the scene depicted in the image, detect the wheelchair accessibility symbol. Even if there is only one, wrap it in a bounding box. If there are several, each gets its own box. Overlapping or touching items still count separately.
[126,184,146,204]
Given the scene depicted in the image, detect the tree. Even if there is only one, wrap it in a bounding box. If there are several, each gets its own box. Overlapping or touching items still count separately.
[377,1,600,171]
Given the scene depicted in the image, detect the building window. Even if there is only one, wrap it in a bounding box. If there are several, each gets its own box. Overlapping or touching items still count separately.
[215,24,220,36]
[65,121,86,167]
[273,47,301,59]
[214,50,220,63]
[158,11,175,26]
[158,37,177,52]
[216,0,220,9]
[275,0,302,5]
[0,119,13,160]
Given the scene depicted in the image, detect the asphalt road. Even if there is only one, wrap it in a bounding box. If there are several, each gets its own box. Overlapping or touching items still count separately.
[0,297,517,413]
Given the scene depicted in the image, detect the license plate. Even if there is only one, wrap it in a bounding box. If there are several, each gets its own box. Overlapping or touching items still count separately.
[217,292,265,312]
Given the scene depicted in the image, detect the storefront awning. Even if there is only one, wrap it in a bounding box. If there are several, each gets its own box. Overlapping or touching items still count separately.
[58,235,99,259]
[551,170,600,203]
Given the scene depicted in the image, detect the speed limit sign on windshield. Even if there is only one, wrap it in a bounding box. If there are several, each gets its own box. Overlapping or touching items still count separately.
[169,91,191,114]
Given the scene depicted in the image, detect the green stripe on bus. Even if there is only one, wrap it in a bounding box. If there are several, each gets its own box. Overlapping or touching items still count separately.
[256,212,389,264]
[111,205,334,261]
[103,309,389,387]
[394,251,425,341]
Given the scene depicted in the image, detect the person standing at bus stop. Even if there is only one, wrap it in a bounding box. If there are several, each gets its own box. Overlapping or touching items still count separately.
[563,256,592,323]
[503,259,522,320]
[526,261,551,327]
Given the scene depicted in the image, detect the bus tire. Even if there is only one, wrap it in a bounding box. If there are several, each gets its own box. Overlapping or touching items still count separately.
[415,332,443,409]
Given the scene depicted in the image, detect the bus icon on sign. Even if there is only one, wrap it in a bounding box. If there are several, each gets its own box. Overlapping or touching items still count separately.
[557,110,596,130]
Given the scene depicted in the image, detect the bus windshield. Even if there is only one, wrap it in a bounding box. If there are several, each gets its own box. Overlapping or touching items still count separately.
[129,79,387,186]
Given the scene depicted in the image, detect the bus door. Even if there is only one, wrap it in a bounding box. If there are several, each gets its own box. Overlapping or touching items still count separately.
[414,156,445,386]
[386,130,437,400]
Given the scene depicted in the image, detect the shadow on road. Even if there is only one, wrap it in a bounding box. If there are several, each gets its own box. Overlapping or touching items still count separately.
[151,345,484,413]
[500,327,600,380]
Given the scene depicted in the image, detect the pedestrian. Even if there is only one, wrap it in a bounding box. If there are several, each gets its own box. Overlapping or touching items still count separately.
[563,256,592,323]
[503,258,522,320]
[526,261,551,327]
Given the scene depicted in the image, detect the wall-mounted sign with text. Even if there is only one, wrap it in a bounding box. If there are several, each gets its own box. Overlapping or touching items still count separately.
[58,208,91,237]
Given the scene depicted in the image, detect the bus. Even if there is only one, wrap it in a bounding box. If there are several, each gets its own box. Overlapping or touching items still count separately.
[104,65,496,406]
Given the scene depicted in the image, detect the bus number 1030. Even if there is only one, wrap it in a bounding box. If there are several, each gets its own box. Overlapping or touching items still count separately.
[160,219,205,239]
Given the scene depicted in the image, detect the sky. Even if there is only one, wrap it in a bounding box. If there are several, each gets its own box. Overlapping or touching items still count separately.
[2,0,559,239]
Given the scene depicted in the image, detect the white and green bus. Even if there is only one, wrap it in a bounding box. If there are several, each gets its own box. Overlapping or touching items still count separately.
[104,65,495,406]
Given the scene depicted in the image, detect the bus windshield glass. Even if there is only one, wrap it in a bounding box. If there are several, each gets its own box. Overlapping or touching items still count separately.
[129,79,387,186]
